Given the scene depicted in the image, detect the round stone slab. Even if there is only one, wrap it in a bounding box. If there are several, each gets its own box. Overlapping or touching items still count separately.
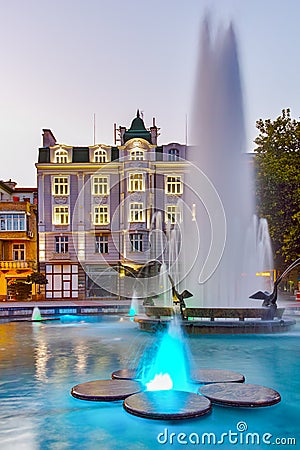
[190,369,245,384]
[111,369,140,380]
[71,379,142,402]
[199,383,281,407]
[124,390,212,420]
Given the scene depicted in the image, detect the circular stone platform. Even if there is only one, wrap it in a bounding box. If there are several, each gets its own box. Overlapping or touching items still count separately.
[123,390,212,420]
[71,379,142,402]
[190,369,245,384]
[111,369,139,380]
[199,382,281,407]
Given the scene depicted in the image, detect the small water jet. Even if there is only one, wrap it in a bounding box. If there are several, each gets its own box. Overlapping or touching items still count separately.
[31,307,43,321]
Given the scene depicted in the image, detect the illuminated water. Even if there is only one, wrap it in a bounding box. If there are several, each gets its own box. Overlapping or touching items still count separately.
[0,316,299,449]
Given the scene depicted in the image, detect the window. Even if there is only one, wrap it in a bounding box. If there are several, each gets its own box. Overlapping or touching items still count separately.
[53,206,69,225]
[55,149,68,163]
[94,149,107,163]
[95,235,109,253]
[165,204,182,224]
[45,264,78,299]
[55,236,69,253]
[168,148,179,161]
[129,203,144,222]
[128,173,144,191]
[130,149,144,161]
[0,213,26,231]
[166,176,182,195]
[52,177,69,195]
[93,206,110,225]
[92,176,109,195]
[13,243,25,260]
[130,233,143,252]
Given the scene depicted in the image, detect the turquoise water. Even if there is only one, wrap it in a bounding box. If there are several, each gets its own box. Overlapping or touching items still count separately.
[0,315,299,449]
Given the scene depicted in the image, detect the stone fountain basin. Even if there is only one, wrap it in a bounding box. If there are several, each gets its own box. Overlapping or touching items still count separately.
[144,306,285,321]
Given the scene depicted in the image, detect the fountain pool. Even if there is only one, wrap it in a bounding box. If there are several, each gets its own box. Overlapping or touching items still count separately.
[0,315,299,449]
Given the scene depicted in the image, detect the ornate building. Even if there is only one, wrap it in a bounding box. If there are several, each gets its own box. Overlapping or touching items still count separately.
[36,112,187,299]
[0,181,38,301]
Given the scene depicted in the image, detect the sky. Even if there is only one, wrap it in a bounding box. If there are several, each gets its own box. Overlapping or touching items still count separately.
[1,0,300,186]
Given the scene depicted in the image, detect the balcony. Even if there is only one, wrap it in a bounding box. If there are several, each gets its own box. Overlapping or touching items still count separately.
[0,260,37,270]
[50,252,71,261]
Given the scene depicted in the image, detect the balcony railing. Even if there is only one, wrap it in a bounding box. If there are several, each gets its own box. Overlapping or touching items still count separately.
[0,260,37,270]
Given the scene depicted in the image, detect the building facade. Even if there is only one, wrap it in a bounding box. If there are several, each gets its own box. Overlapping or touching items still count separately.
[36,112,188,300]
[0,181,38,301]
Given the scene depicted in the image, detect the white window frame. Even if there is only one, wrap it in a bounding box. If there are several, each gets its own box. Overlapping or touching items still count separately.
[55,236,69,253]
[165,176,183,195]
[95,235,109,253]
[92,176,109,196]
[130,149,144,161]
[93,205,110,225]
[55,149,68,164]
[0,213,26,231]
[52,176,69,196]
[53,206,69,225]
[165,204,182,224]
[12,243,25,261]
[94,149,107,163]
[168,148,179,161]
[129,202,145,222]
[130,233,143,252]
[128,173,145,192]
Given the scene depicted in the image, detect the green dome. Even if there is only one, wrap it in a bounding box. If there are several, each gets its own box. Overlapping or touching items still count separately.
[124,110,151,143]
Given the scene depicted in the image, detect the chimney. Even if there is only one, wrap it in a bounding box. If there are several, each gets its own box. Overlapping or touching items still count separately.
[42,129,57,147]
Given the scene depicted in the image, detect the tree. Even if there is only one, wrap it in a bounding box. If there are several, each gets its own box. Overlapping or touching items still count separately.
[254,109,300,271]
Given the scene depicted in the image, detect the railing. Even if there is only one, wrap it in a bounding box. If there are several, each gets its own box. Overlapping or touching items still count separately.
[0,260,37,270]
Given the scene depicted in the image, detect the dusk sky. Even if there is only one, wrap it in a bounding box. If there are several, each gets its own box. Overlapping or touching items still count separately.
[1,0,300,186]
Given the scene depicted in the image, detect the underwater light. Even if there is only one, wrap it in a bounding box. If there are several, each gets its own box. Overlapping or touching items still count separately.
[146,373,173,391]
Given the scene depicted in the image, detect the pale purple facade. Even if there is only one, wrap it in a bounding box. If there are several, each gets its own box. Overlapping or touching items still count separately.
[36,113,188,299]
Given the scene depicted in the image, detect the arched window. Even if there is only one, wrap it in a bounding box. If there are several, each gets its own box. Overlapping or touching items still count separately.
[55,149,68,164]
[130,149,144,161]
[168,148,179,161]
[94,148,107,163]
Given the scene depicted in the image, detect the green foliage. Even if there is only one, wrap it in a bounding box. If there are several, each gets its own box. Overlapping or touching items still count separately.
[26,272,48,285]
[254,109,300,269]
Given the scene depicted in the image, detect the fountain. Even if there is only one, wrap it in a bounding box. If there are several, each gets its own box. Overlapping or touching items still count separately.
[71,19,295,420]
[31,306,43,321]
[133,19,295,334]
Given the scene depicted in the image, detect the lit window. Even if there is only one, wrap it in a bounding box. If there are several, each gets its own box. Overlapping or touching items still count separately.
[94,149,107,163]
[52,177,69,195]
[55,149,68,163]
[166,176,182,195]
[168,148,179,161]
[95,235,109,253]
[128,173,145,191]
[165,205,182,224]
[129,203,144,222]
[92,176,109,195]
[53,206,69,225]
[13,243,25,260]
[0,213,26,231]
[130,233,143,252]
[93,206,110,225]
[130,149,144,161]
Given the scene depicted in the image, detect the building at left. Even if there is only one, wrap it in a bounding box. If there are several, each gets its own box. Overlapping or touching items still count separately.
[0,180,38,301]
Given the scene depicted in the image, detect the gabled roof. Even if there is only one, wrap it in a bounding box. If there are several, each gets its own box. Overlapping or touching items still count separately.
[0,180,14,194]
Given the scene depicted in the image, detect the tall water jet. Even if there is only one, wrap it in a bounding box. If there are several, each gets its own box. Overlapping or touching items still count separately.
[182,19,273,306]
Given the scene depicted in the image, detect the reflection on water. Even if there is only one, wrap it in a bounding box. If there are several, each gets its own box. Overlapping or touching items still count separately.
[0,315,299,449]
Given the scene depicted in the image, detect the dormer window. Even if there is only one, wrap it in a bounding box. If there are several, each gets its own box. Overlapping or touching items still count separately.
[168,148,179,161]
[55,149,68,164]
[94,148,107,163]
[130,149,144,161]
